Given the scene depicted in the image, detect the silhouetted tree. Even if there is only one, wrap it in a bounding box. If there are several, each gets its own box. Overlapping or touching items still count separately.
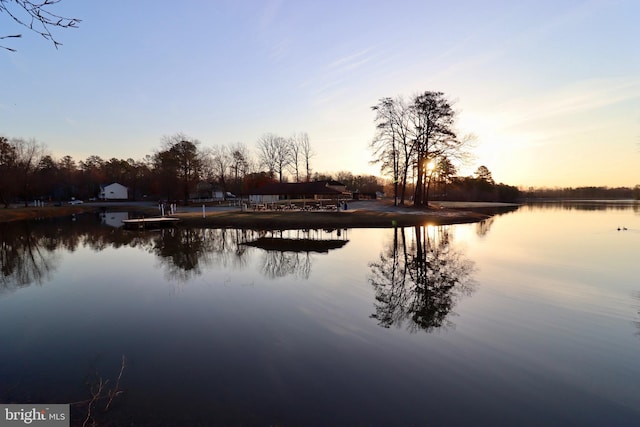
[155,134,203,204]
[299,132,314,182]
[371,92,469,206]
[371,97,412,205]
[3,137,48,206]
[411,92,464,206]
[432,156,457,199]
[208,144,231,196]
[229,142,251,193]
[33,154,59,201]
[474,165,495,185]
[0,136,17,206]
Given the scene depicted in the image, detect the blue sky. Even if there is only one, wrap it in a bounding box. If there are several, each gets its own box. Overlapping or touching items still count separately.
[2,0,639,187]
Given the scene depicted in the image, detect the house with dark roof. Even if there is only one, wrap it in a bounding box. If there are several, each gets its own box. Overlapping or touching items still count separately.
[248,180,349,204]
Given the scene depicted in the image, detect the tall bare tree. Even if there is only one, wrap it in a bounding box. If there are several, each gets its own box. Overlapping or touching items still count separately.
[299,132,314,182]
[257,133,291,183]
[288,132,312,183]
[210,144,231,195]
[11,137,48,206]
[371,97,414,205]
[289,135,301,183]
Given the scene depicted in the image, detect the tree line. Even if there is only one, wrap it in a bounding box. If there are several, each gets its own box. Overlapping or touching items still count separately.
[0,132,384,207]
[522,186,640,200]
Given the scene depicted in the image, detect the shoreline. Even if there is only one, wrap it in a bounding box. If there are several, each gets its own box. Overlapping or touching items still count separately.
[0,200,518,228]
[171,209,493,229]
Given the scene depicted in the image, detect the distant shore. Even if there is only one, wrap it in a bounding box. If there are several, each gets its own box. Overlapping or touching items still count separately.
[0,200,519,228]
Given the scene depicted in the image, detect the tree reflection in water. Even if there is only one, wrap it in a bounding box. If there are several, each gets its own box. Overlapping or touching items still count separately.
[149,228,251,282]
[259,250,312,279]
[0,216,335,290]
[0,216,256,289]
[634,291,640,339]
[368,225,475,333]
[475,217,494,237]
[0,222,60,293]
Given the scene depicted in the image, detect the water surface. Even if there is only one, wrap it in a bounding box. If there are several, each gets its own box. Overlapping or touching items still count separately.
[1,203,639,426]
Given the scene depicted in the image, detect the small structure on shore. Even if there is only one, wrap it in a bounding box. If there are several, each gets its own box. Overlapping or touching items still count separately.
[248,180,349,204]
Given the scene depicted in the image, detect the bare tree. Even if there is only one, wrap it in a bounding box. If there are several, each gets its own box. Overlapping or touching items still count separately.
[1,0,81,51]
[289,135,301,182]
[371,97,413,205]
[210,144,231,195]
[288,132,312,183]
[299,132,314,182]
[257,133,278,178]
[257,133,291,183]
[11,137,48,206]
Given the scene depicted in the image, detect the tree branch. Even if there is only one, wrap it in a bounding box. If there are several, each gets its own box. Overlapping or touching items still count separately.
[0,0,81,51]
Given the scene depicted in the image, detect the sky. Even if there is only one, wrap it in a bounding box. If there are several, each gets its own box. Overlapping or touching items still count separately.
[2,0,639,188]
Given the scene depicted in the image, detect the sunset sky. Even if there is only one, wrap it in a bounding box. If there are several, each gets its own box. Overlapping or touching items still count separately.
[2,0,639,188]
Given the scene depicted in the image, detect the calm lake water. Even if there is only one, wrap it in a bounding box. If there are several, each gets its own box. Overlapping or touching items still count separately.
[1,203,639,426]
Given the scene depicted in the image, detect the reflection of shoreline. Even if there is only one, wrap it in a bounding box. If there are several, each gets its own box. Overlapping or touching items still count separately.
[0,216,351,287]
[523,200,640,212]
[242,237,348,253]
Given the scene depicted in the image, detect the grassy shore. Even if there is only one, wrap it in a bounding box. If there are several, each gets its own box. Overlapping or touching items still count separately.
[0,205,100,222]
[0,201,515,228]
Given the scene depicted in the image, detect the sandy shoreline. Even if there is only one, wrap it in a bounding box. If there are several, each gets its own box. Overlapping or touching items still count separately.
[0,200,519,228]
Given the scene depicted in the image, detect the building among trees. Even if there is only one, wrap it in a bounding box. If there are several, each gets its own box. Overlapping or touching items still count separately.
[248,180,348,204]
[99,183,128,200]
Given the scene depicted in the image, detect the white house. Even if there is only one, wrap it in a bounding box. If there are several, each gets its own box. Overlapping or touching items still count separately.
[100,182,128,200]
